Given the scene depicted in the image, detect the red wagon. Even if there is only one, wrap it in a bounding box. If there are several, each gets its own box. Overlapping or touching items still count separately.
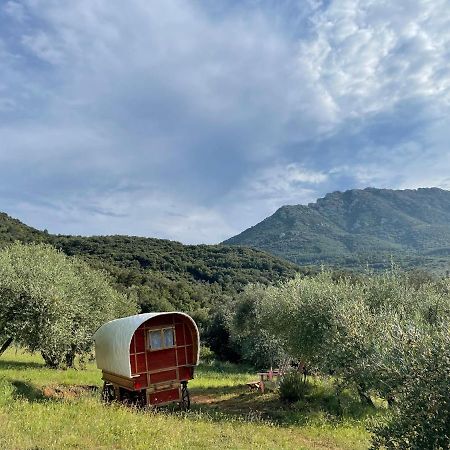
[93,312,199,409]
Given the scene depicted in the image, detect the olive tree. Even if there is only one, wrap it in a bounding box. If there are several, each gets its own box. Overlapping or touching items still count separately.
[0,242,137,367]
[229,284,288,368]
[371,328,450,450]
[241,270,449,448]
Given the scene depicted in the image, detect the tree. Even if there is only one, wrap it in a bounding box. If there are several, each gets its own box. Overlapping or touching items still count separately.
[229,284,288,368]
[239,270,450,448]
[371,330,450,450]
[0,242,137,367]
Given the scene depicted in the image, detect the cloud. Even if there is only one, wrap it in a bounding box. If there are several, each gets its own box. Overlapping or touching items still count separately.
[4,185,237,244]
[0,0,449,242]
[246,163,327,202]
[3,1,26,22]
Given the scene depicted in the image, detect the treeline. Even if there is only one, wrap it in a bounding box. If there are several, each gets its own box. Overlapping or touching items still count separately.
[48,235,305,331]
[0,212,304,337]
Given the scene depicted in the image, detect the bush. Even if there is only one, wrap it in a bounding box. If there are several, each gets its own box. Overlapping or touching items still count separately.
[279,372,311,403]
[199,345,215,364]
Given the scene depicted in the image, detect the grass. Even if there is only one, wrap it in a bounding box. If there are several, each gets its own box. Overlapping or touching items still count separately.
[0,348,379,449]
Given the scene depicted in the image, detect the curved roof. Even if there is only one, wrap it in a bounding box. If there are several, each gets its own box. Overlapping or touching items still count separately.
[92,312,200,379]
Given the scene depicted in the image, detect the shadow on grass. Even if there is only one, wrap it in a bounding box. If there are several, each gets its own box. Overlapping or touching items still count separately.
[187,382,379,426]
[9,380,100,403]
[0,358,44,371]
[11,380,48,403]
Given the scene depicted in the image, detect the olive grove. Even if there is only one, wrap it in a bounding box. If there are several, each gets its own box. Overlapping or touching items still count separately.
[232,271,450,449]
[0,242,138,368]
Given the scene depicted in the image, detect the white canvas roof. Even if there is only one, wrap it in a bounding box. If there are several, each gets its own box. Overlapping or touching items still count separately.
[92,312,200,379]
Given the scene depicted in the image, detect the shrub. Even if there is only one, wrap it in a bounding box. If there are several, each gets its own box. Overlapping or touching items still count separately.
[199,345,215,364]
[279,372,310,403]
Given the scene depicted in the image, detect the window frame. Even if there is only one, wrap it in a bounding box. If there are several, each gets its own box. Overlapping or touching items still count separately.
[146,326,176,351]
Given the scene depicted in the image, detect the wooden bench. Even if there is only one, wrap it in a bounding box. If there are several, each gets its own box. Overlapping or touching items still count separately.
[246,381,261,391]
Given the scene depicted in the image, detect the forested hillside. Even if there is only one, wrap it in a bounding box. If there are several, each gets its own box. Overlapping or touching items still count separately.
[225,187,450,272]
[0,212,301,324]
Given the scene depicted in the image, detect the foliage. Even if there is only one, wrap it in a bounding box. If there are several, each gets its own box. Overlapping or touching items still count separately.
[0,211,302,349]
[199,345,215,364]
[0,242,137,367]
[225,187,450,273]
[371,330,450,450]
[279,372,311,403]
[231,270,450,447]
[227,285,288,368]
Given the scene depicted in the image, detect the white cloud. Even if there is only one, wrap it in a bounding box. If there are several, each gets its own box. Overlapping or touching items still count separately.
[292,0,450,131]
[248,163,327,198]
[1,0,450,242]
[6,187,237,244]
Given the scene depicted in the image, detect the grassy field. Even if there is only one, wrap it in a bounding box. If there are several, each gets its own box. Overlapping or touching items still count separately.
[0,349,380,449]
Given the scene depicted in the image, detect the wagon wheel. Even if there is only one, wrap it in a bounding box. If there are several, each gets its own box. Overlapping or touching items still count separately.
[180,382,190,411]
[101,382,115,403]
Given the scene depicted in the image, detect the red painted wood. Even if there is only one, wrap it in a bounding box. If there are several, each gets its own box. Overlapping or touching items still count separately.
[175,324,186,345]
[112,313,197,407]
[144,316,173,327]
[178,366,192,381]
[146,348,176,371]
[149,388,180,405]
[135,329,145,353]
[176,347,187,365]
[136,353,146,373]
[186,344,195,365]
[150,369,177,384]
[133,373,147,389]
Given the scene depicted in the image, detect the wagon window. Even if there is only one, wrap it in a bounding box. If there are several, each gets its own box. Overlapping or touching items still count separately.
[147,327,175,350]
[149,330,162,349]
[163,328,174,347]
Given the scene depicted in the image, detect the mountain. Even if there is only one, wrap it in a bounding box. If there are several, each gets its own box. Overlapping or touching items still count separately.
[224,187,450,272]
[0,211,301,316]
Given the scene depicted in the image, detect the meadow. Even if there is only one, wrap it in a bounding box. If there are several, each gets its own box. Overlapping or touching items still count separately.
[0,349,378,450]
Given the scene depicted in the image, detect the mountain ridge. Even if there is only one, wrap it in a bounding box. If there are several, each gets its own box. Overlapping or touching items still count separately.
[224,187,450,272]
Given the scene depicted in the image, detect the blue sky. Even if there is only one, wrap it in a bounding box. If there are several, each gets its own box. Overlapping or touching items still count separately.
[1,0,449,243]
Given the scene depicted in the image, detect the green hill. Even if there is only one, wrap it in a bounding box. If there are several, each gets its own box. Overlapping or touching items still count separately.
[0,211,300,318]
[224,187,450,272]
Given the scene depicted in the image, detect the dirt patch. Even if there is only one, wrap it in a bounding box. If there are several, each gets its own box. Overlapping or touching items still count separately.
[191,394,217,404]
[42,384,98,400]
[191,387,285,418]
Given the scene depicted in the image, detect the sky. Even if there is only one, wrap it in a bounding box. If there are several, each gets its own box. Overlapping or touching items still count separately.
[1,0,450,244]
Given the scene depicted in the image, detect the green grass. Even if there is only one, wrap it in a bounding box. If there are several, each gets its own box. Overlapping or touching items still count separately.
[0,349,377,449]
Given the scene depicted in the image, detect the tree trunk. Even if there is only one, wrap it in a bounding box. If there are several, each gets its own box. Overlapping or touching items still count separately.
[0,337,13,357]
[357,384,375,407]
[41,352,60,369]
[65,346,76,368]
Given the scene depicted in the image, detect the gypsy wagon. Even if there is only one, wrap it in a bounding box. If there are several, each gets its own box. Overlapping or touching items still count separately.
[93,312,199,409]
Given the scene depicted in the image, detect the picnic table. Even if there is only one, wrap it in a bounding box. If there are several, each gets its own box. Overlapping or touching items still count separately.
[247,369,282,393]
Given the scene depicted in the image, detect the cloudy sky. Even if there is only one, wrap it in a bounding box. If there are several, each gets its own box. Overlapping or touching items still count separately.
[1,0,450,243]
